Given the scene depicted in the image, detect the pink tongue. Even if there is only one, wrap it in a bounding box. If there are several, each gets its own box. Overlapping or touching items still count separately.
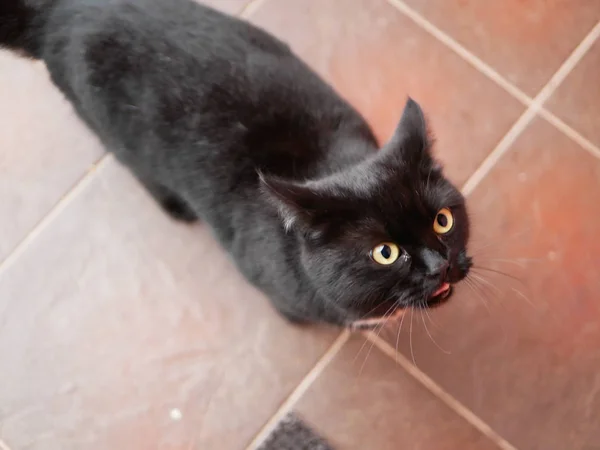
[432,282,450,297]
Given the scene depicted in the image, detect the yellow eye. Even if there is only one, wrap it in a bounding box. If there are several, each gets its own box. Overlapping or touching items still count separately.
[433,208,454,234]
[370,242,400,265]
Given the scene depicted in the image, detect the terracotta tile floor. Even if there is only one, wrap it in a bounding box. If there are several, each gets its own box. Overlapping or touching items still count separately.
[0,1,598,449]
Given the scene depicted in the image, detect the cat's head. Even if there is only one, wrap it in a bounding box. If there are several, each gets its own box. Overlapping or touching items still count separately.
[261,98,471,327]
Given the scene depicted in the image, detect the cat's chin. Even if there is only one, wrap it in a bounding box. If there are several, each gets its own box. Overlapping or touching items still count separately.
[349,284,454,330]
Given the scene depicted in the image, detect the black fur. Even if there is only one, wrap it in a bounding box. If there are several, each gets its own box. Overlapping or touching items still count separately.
[0,0,471,327]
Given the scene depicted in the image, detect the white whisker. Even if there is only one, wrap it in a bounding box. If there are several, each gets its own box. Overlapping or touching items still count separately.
[465,277,494,318]
[420,307,450,355]
[409,308,417,367]
[395,306,408,362]
[469,272,503,296]
[358,302,398,375]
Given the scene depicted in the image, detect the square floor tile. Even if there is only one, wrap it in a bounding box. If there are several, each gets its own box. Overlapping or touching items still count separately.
[546,38,600,148]
[401,0,600,95]
[0,51,104,262]
[383,118,600,450]
[249,0,524,186]
[290,335,498,450]
[0,159,338,450]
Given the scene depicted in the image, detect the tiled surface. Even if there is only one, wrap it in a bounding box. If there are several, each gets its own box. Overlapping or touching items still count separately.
[294,336,499,450]
[401,0,600,96]
[386,119,600,450]
[0,160,338,450]
[250,0,524,186]
[1,0,599,449]
[0,51,104,262]
[546,38,600,147]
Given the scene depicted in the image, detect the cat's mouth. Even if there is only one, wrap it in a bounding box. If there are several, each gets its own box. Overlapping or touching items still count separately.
[350,283,453,330]
[426,282,452,307]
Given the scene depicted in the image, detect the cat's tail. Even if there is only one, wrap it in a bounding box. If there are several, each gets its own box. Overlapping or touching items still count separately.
[0,0,53,59]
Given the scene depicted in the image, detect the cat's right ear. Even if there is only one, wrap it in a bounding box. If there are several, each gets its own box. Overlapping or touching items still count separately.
[259,173,324,233]
[386,97,432,165]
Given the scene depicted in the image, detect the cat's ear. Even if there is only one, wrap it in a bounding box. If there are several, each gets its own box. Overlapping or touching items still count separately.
[386,97,431,164]
[259,174,328,233]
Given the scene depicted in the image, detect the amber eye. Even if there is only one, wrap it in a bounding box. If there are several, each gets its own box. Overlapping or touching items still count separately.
[370,242,400,265]
[433,208,454,234]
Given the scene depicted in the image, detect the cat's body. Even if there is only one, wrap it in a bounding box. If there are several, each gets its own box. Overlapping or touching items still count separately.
[1,0,472,327]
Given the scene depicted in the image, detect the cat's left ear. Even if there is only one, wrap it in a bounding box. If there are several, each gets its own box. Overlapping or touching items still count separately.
[386,97,432,165]
[259,173,332,234]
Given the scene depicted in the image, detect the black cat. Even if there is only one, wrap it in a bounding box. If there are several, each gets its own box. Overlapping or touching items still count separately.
[0,0,471,328]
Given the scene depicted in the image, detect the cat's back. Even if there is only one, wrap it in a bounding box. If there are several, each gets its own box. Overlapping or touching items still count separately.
[41,0,371,190]
[44,0,292,93]
[42,0,310,155]
[47,0,289,56]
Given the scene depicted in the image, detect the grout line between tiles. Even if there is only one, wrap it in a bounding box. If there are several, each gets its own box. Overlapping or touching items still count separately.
[460,107,536,196]
[366,333,519,450]
[385,0,533,106]
[460,20,600,196]
[539,109,600,160]
[385,0,600,165]
[244,329,350,450]
[534,21,600,108]
[238,0,269,18]
[0,154,112,276]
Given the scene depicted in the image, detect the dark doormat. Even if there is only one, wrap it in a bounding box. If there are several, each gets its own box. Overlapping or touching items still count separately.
[257,412,335,450]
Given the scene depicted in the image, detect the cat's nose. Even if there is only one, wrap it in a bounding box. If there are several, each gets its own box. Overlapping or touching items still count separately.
[421,249,449,279]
